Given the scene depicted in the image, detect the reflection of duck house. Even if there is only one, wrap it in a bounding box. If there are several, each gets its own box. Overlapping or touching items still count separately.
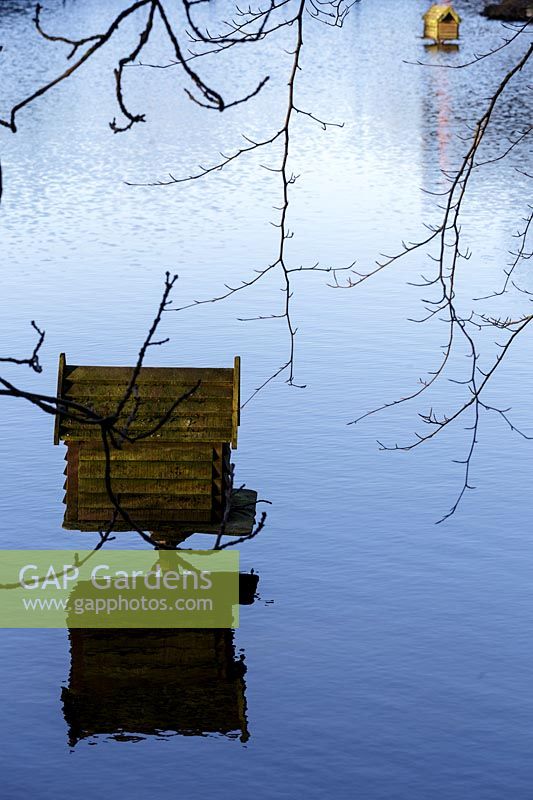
[54,354,256,534]
[62,627,249,744]
[423,5,461,42]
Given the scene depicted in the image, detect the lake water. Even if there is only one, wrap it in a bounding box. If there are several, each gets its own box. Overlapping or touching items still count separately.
[1,0,533,797]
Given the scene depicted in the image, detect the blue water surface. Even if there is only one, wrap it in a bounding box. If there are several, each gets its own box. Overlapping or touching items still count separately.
[0,1,532,797]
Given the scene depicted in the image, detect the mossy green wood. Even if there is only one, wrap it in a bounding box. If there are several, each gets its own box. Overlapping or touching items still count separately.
[232,355,240,449]
[54,355,240,446]
[53,352,66,446]
[79,460,214,479]
[56,354,241,531]
[72,449,221,524]
[63,441,231,527]
[62,489,258,534]
[77,442,215,460]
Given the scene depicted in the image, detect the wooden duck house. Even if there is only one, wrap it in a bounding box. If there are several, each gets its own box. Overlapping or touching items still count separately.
[423,5,461,42]
[54,354,250,533]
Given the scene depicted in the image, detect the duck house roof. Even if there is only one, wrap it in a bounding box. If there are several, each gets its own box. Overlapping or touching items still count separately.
[423,4,461,23]
[54,354,241,449]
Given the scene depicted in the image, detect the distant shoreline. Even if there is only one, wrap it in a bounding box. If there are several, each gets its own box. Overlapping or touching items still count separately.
[482,0,533,21]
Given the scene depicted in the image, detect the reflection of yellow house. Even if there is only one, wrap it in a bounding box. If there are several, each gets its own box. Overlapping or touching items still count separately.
[62,628,250,744]
[423,5,461,42]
